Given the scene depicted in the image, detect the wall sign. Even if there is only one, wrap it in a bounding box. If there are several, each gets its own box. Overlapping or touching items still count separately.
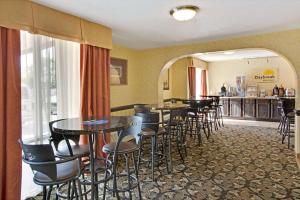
[254,68,277,83]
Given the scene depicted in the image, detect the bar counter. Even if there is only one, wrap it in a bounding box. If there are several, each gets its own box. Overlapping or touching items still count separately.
[220,96,295,121]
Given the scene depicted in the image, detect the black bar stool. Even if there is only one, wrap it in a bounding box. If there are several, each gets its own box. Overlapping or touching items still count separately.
[20,140,82,200]
[136,112,170,180]
[102,116,143,199]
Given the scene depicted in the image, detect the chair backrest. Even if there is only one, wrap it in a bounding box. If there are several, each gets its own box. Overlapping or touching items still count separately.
[169,108,187,124]
[19,140,58,181]
[134,104,151,114]
[49,119,80,151]
[118,116,143,145]
[200,99,213,109]
[280,98,295,115]
[210,96,220,106]
[135,112,159,132]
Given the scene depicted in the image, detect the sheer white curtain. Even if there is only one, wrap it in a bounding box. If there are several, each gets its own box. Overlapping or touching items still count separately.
[55,39,80,118]
[20,31,80,199]
[21,31,54,142]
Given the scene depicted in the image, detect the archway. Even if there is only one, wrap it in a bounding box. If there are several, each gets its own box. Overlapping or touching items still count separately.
[157,48,298,151]
[158,48,298,103]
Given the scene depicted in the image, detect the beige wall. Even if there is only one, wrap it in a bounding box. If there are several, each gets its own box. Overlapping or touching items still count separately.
[160,57,207,100]
[111,29,300,106]
[110,44,141,107]
[130,29,300,106]
[208,56,297,95]
[192,57,208,70]
[171,58,189,99]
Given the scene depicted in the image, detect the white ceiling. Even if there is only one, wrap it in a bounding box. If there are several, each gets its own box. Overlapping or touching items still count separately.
[194,49,278,62]
[33,0,300,49]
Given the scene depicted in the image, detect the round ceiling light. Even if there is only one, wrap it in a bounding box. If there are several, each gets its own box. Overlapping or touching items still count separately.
[170,5,199,21]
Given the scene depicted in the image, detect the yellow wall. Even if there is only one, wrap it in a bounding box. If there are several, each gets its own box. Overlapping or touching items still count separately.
[131,29,299,105]
[110,44,141,107]
[171,58,189,99]
[208,56,297,95]
[111,28,300,106]
[159,57,207,100]
[192,57,208,70]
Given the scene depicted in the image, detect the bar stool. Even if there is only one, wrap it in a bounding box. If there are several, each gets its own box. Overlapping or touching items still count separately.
[186,102,203,145]
[136,112,170,180]
[165,108,188,165]
[102,116,143,199]
[280,98,295,148]
[20,140,82,200]
[49,119,90,199]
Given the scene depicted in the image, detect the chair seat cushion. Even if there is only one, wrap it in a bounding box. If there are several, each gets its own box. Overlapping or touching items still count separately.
[141,128,156,136]
[34,160,79,184]
[102,141,138,154]
[158,127,166,134]
[287,112,295,118]
[141,127,166,137]
[56,144,89,157]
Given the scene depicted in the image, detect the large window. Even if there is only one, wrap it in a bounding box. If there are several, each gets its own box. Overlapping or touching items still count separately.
[21,32,57,141]
[21,31,80,142]
[20,31,80,199]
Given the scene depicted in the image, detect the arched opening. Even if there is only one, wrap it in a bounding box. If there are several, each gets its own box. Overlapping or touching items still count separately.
[158,48,298,103]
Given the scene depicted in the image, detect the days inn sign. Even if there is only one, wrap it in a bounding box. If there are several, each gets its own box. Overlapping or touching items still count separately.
[254,68,278,83]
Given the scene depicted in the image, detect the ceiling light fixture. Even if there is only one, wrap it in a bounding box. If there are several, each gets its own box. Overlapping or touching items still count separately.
[223,51,235,55]
[170,5,199,21]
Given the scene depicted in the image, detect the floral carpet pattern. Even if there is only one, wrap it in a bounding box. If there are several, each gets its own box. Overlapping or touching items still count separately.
[34,125,300,200]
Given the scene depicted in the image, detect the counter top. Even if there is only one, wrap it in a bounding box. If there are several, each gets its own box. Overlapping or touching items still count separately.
[220,96,295,99]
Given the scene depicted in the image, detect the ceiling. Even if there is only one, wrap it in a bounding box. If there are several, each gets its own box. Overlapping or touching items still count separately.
[33,0,300,49]
[194,49,278,62]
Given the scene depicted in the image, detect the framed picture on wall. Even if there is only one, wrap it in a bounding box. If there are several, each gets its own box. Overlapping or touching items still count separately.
[110,57,128,85]
[163,69,169,90]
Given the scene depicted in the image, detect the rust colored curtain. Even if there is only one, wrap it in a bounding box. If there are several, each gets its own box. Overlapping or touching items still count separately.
[0,27,21,200]
[201,69,208,96]
[188,67,196,98]
[80,44,110,157]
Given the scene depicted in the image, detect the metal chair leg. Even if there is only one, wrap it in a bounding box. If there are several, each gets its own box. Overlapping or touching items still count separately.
[46,186,52,200]
[137,136,143,171]
[102,159,109,200]
[132,152,142,200]
[124,154,133,199]
[162,133,170,173]
[77,179,83,200]
[151,135,156,180]
[112,153,120,199]
[81,173,88,200]
[43,186,47,200]
[167,132,173,171]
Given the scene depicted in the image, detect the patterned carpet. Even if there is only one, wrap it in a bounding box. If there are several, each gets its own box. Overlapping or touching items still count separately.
[34,125,300,200]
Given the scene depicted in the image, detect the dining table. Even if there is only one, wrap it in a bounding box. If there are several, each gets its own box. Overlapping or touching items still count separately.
[52,116,135,200]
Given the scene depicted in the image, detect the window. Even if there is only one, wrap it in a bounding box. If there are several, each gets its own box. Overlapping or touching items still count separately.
[20,31,80,199]
[20,31,80,142]
[21,32,57,141]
